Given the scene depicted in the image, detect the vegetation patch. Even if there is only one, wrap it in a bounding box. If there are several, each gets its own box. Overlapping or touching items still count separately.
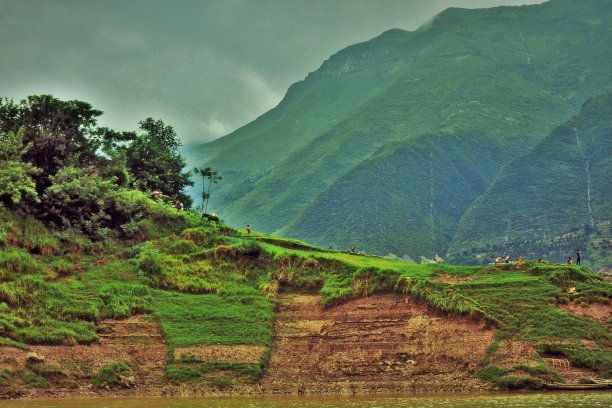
[92,361,134,389]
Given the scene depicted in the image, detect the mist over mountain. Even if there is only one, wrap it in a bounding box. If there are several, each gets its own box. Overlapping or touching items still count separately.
[185,0,612,268]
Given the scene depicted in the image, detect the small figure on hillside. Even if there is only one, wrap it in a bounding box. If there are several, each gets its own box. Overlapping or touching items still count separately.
[350,246,357,254]
[495,256,503,264]
[517,255,524,263]
[151,191,162,200]
[174,200,184,211]
[328,245,334,251]
[576,249,581,265]
[505,255,511,263]
[567,256,574,265]
[246,224,251,236]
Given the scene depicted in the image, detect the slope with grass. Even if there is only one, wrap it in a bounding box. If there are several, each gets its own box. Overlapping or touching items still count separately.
[1,201,610,398]
[186,0,612,261]
[448,91,612,270]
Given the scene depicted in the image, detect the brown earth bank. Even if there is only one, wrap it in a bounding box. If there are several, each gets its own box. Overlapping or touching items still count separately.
[560,301,612,324]
[5,293,596,399]
[258,293,496,394]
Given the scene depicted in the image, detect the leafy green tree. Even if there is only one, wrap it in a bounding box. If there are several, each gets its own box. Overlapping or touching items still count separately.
[0,95,102,192]
[0,127,40,205]
[43,166,117,237]
[194,167,222,214]
[124,118,193,206]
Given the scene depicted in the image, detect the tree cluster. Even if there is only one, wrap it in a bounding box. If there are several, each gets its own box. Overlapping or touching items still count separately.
[0,94,195,237]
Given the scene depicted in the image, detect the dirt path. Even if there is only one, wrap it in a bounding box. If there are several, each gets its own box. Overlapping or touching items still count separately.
[260,293,495,393]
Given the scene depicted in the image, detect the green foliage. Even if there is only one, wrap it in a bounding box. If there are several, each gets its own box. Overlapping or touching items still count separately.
[208,377,232,387]
[165,364,201,384]
[494,375,543,390]
[199,361,261,383]
[124,118,193,207]
[92,361,132,389]
[450,92,612,268]
[0,336,28,350]
[20,370,50,388]
[152,290,273,347]
[99,283,152,319]
[185,1,612,263]
[0,248,39,279]
[43,166,117,237]
[537,343,612,378]
[0,276,99,345]
[0,127,40,205]
[0,369,15,388]
[0,95,102,192]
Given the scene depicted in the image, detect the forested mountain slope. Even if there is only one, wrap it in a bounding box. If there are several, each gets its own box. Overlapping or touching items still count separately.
[448,92,612,270]
[186,0,612,261]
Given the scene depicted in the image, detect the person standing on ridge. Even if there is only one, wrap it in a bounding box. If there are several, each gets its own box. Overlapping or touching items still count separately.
[576,249,581,265]
[246,224,251,236]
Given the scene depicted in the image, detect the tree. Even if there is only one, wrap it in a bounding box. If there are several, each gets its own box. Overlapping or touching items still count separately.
[124,118,193,206]
[43,166,117,237]
[0,95,103,192]
[0,127,40,205]
[194,167,222,215]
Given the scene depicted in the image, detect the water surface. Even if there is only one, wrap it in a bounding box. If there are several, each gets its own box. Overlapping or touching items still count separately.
[4,392,611,408]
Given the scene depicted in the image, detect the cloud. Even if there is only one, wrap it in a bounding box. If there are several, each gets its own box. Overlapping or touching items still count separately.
[203,116,233,138]
[235,67,284,114]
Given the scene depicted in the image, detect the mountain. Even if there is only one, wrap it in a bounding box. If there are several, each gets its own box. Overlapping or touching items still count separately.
[186,0,612,262]
[448,91,612,270]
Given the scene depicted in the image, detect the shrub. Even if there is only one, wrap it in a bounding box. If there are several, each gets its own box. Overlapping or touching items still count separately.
[166,238,198,255]
[92,361,133,389]
[43,166,117,238]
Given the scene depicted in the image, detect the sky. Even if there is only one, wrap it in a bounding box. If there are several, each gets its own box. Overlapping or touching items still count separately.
[0,0,545,145]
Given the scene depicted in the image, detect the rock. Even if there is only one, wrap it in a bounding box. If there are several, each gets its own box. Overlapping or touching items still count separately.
[25,352,45,364]
[118,373,137,388]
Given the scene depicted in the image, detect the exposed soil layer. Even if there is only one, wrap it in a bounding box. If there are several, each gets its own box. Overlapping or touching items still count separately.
[259,293,496,394]
[0,316,167,399]
[560,302,611,324]
[174,345,266,363]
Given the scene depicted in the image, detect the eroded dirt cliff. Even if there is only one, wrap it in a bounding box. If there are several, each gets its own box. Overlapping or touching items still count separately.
[261,293,496,393]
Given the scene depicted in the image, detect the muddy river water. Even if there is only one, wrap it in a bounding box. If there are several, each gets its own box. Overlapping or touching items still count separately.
[3,392,611,408]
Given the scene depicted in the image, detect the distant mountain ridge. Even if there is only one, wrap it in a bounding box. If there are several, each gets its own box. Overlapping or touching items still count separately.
[185,0,612,268]
[447,91,612,269]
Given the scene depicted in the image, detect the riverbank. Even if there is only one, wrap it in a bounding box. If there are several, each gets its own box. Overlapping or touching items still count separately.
[3,291,609,400]
[1,207,610,399]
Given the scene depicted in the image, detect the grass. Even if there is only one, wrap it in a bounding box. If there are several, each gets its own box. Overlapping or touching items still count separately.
[92,361,132,389]
[0,204,610,392]
[152,290,273,347]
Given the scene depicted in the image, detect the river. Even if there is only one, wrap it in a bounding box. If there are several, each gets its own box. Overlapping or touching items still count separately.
[2,392,611,408]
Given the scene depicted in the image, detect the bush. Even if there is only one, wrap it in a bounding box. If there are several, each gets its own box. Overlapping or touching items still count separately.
[182,227,216,247]
[92,361,134,389]
[43,167,117,238]
[166,238,198,255]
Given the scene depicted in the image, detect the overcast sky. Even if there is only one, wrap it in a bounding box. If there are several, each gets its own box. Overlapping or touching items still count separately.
[0,0,545,144]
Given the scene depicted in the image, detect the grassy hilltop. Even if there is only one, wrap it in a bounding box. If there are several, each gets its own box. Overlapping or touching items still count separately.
[0,203,610,393]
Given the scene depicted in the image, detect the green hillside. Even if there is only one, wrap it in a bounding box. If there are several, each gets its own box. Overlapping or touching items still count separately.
[186,0,612,261]
[1,205,611,393]
[448,91,612,270]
